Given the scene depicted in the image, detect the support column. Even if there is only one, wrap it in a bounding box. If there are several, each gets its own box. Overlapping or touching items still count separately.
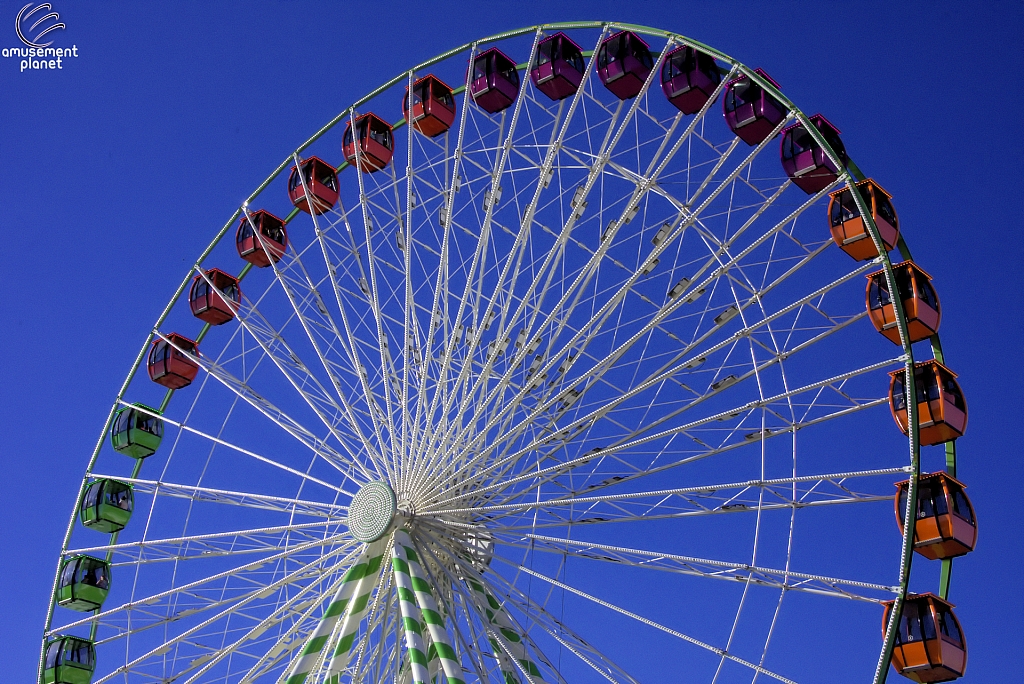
[464,575,545,684]
[323,540,390,683]
[395,529,466,684]
[284,539,387,684]
[392,535,431,684]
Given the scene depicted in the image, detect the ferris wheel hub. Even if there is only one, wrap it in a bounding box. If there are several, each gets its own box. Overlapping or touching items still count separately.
[347,480,397,542]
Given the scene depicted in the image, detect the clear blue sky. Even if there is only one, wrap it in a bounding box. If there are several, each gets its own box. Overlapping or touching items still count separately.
[1,1,1021,681]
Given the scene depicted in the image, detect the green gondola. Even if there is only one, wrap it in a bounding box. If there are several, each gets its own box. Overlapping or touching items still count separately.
[41,636,95,684]
[56,556,110,612]
[79,479,133,533]
[110,403,163,458]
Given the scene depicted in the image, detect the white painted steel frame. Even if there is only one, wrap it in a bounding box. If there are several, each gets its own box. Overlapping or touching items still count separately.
[41,21,941,684]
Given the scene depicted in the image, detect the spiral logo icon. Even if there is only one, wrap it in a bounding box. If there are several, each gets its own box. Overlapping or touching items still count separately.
[16,3,65,48]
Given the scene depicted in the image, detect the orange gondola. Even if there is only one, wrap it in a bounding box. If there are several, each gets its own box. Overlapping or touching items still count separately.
[189,268,241,325]
[343,113,394,172]
[882,594,966,682]
[828,179,899,260]
[403,75,456,137]
[148,333,199,390]
[895,472,977,560]
[867,261,941,345]
[889,361,967,446]
[236,210,287,268]
[288,156,339,214]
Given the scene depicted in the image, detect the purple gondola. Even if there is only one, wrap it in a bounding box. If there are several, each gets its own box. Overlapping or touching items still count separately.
[596,31,654,100]
[780,114,848,194]
[470,48,519,114]
[723,69,786,146]
[661,45,721,115]
[531,32,585,101]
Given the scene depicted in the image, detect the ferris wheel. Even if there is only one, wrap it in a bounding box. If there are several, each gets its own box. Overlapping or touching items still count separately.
[40,22,977,684]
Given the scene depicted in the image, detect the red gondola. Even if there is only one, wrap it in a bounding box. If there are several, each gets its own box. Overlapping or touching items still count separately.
[403,75,456,137]
[780,114,847,194]
[867,262,941,345]
[470,48,520,114]
[343,113,394,173]
[288,156,339,215]
[723,69,786,146]
[531,32,585,101]
[148,333,199,390]
[189,268,241,325]
[236,210,287,268]
[889,360,967,446]
[660,45,721,114]
[828,179,900,261]
[895,472,977,560]
[882,594,966,682]
[596,30,653,100]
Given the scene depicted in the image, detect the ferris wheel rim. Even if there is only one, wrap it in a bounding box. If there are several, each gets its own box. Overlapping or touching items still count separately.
[39,21,951,684]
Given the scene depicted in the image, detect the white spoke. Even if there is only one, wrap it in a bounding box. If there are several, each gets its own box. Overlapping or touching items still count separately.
[67,520,341,565]
[500,558,798,684]
[433,466,909,524]
[95,475,346,516]
[51,536,358,645]
[204,264,384,481]
[490,530,897,599]
[153,331,365,486]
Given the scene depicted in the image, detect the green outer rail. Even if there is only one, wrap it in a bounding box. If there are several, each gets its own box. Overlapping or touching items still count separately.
[831,151,920,684]
[891,235,958,601]
[39,20,954,684]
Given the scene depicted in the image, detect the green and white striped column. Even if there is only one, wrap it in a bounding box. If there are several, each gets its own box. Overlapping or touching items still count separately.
[392,534,431,684]
[322,538,390,684]
[395,529,466,684]
[284,539,387,684]
[465,576,545,684]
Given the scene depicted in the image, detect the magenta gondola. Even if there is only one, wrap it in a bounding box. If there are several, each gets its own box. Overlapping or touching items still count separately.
[780,114,847,194]
[531,32,585,101]
[596,30,653,100]
[661,45,721,114]
[723,69,786,145]
[470,48,519,114]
